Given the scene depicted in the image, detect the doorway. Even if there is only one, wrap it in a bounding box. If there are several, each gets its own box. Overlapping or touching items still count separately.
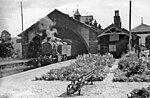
[101,45,108,54]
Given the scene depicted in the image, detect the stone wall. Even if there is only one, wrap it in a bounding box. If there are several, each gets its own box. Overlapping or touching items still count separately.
[89,29,98,53]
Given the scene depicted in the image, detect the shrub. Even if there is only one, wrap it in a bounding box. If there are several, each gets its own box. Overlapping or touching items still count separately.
[113,52,150,82]
[0,42,14,58]
[128,86,150,98]
[35,53,114,81]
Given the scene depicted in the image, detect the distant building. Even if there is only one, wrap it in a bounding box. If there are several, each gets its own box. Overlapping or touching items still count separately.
[18,9,101,58]
[97,10,139,58]
[131,19,150,45]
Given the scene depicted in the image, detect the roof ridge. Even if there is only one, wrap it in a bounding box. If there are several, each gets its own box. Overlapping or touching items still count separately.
[18,9,99,36]
[131,23,150,33]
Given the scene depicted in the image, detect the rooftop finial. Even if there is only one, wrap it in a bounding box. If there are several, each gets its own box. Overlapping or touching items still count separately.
[74,4,81,16]
[141,17,143,24]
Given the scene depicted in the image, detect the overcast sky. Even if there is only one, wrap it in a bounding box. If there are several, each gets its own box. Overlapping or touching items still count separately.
[0,0,150,37]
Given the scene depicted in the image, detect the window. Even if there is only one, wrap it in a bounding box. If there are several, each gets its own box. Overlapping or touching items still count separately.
[62,45,71,56]
[109,45,116,52]
[98,44,101,50]
[109,34,119,41]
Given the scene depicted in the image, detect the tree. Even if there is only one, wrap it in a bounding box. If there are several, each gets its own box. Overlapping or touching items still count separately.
[0,30,14,58]
[27,34,42,58]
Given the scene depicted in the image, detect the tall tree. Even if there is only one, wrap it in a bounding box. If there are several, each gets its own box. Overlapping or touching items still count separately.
[0,30,14,58]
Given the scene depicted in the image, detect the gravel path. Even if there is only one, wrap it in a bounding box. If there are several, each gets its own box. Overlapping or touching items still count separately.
[102,59,119,83]
[0,59,150,98]
[0,60,74,98]
[80,59,150,98]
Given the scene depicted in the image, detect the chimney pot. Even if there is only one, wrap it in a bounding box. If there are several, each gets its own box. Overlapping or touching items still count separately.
[115,10,119,16]
[114,10,121,28]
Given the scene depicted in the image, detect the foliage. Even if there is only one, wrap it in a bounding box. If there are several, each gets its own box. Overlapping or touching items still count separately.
[0,30,11,41]
[113,52,150,82]
[27,34,42,58]
[0,30,14,58]
[0,42,14,58]
[128,86,150,98]
[34,53,115,81]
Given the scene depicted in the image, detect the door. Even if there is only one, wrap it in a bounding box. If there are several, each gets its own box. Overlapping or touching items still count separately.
[101,45,109,54]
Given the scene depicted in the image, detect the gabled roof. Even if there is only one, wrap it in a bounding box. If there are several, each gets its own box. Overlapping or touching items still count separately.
[131,23,150,33]
[98,23,139,38]
[18,9,99,37]
[48,9,99,33]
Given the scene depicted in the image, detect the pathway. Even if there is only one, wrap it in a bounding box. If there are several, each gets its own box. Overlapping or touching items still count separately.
[102,59,119,83]
[0,59,32,66]
[1,59,150,98]
[0,60,74,86]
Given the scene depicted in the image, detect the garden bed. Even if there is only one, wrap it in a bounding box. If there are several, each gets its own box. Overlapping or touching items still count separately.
[113,52,150,82]
[128,85,150,98]
[34,53,115,81]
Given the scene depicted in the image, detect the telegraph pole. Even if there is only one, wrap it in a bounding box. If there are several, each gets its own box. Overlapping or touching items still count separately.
[21,1,24,32]
[20,1,24,58]
[129,0,132,51]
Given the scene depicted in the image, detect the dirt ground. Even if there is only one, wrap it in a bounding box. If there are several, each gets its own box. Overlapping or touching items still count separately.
[0,59,150,98]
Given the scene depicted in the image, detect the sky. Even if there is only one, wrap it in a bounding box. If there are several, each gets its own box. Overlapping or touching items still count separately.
[0,0,150,37]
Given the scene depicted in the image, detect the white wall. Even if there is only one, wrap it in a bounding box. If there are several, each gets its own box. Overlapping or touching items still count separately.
[137,34,150,44]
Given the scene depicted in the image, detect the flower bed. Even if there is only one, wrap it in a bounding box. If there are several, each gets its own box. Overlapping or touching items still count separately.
[35,53,115,81]
[128,86,150,98]
[113,52,150,82]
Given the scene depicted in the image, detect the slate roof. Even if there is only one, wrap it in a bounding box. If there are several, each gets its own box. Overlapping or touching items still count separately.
[131,23,150,34]
[18,9,100,37]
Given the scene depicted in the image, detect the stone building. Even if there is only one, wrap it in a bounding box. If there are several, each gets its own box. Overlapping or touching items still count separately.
[18,9,101,58]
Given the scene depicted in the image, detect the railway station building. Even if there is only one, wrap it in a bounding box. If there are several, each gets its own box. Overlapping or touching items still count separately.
[18,9,101,58]
[18,9,140,58]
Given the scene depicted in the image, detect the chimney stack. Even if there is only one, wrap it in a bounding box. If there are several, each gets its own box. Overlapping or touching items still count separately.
[114,10,121,28]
